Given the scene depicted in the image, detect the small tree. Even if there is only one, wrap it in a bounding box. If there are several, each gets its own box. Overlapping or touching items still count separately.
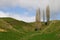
[46,5,50,25]
[43,10,45,22]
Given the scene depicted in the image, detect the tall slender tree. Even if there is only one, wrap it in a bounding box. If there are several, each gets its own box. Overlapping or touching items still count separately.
[46,5,50,25]
[35,8,41,31]
[43,10,45,22]
[36,8,40,22]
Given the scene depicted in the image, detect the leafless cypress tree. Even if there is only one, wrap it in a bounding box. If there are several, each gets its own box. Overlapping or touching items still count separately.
[36,8,40,22]
[35,8,41,31]
[43,10,45,22]
[46,5,50,24]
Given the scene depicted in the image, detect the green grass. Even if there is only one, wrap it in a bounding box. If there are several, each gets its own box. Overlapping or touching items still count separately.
[28,32,58,40]
[0,17,60,40]
[0,31,24,40]
[27,21,60,40]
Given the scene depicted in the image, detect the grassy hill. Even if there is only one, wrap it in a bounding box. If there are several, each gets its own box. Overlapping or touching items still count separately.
[27,21,60,40]
[0,18,60,40]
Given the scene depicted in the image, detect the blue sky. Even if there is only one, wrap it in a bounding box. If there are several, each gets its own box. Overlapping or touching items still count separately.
[0,0,60,22]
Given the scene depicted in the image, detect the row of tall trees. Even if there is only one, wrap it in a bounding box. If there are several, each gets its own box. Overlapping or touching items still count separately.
[35,5,50,31]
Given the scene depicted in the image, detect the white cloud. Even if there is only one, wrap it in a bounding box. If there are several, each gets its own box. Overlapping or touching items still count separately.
[0,11,35,22]
[0,0,60,11]
[0,0,17,7]
[0,11,9,17]
[9,12,35,22]
[19,0,60,12]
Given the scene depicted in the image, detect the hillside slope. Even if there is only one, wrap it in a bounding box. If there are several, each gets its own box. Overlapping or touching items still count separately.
[27,21,60,40]
[0,18,35,40]
[0,18,60,40]
[0,18,34,32]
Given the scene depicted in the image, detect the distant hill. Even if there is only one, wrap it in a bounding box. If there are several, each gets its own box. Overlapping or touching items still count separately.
[0,17,60,40]
[0,17,35,32]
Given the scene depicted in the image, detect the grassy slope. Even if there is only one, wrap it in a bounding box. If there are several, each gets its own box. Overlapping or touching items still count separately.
[0,18,60,40]
[28,21,60,40]
[0,18,27,40]
[0,17,35,40]
[0,18,34,32]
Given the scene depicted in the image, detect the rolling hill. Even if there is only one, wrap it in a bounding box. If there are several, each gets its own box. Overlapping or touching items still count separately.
[0,17,60,40]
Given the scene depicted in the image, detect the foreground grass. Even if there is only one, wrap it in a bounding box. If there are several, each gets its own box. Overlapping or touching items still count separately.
[28,32,60,40]
[0,31,22,40]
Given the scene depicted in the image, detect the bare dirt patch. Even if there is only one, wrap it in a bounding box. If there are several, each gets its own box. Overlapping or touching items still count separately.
[0,28,7,32]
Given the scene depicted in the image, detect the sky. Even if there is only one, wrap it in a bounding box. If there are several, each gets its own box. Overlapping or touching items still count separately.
[0,0,60,22]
